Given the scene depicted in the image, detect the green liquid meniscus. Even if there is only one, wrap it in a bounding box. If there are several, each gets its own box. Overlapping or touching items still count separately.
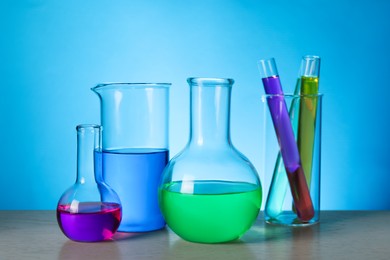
[159,181,262,243]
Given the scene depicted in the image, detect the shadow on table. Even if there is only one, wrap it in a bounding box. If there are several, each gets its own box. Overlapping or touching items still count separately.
[161,237,257,260]
[112,227,169,241]
[58,228,169,259]
[239,218,321,244]
[240,211,383,244]
[59,239,121,259]
[58,211,387,259]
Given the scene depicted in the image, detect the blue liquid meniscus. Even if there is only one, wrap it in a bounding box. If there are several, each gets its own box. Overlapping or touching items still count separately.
[99,148,169,232]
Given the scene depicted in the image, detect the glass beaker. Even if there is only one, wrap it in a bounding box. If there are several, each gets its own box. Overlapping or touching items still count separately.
[263,94,322,226]
[158,77,262,243]
[57,124,122,242]
[92,83,170,232]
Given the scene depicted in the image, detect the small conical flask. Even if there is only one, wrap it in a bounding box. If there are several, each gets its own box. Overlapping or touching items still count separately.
[158,78,262,244]
[57,124,122,242]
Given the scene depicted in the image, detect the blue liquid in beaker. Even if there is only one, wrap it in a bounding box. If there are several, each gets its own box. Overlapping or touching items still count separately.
[99,148,169,232]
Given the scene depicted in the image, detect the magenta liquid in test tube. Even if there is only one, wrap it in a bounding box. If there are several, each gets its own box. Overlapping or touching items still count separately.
[258,58,314,221]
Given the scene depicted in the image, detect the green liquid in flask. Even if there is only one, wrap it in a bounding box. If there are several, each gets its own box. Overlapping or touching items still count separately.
[159,181,262,243]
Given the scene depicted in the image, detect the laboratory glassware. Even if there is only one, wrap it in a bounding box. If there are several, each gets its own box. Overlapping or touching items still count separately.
[159,77,262,243]
[259,58,314,222]
[92,83,170,232]
[57,124,122,242]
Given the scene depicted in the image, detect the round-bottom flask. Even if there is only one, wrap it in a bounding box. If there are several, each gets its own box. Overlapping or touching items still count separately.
[57,125,122,242]
[158,78,262,243]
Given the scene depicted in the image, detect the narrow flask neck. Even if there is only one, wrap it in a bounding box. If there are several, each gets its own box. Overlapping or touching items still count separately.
[188,81,232,148]
[76,125,101,184]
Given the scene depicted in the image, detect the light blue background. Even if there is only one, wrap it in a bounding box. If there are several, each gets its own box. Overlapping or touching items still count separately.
[1,0,389,209]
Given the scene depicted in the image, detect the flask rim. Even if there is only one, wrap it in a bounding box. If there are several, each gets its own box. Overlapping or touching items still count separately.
[187,77,234,86]
[76,124,101,131]
[302,55,321,61]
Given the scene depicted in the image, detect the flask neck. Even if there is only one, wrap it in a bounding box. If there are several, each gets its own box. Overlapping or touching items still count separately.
[76,125,101,184]
[188,80,232,148]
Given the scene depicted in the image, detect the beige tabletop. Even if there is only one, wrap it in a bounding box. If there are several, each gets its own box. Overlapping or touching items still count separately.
[0,211,389,259]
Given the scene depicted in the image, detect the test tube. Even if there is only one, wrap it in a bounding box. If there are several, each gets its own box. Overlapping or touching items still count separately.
[264,78,301,219]
[298,56,320,187]
[259,58,314,221]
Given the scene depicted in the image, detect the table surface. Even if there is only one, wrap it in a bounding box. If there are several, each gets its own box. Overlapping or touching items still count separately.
[0,211,389,259]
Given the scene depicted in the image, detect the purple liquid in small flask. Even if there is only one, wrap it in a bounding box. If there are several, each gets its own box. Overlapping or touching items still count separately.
[57,125,122,242]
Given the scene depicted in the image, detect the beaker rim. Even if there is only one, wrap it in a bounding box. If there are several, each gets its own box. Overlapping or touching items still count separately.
[187,77,234,86]
[261,93,324,100]
[92,82,171,91]
[262,93,323,97]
